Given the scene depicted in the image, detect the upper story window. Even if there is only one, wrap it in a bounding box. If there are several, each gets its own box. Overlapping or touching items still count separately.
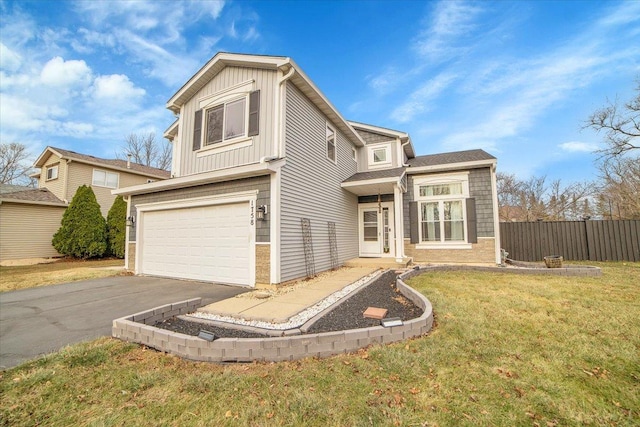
[92,169,119,189]
[193,81,260,154]
[205,97,246,146]
[326,124,336,163]
[352,147,357,162]
[46,165,58,181]
[414,173,469,245]
[367,143,392,168]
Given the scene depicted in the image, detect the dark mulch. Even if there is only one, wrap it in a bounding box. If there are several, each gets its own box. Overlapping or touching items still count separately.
[153,270,423,338]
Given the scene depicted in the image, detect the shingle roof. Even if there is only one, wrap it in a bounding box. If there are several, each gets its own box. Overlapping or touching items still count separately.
[343,167,406,183]
[0,185,66,205]
[48,147,171,179]
[407,149,495,168]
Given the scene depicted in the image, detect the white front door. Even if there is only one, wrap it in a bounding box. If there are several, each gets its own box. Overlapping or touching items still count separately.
[359,203,395,257]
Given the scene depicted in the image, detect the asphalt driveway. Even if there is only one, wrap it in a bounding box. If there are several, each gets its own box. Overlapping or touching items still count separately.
[0,276,248,370]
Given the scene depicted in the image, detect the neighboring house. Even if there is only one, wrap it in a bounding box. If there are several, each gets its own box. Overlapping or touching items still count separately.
[0,184,66,261]
[33,146,170,217]
[114,53,501,287]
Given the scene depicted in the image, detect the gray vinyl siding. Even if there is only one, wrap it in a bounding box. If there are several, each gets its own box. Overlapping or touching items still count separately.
[129,175,270,243]
[403,167,495,238]
[177,66,278,176]
[280,82,359,282]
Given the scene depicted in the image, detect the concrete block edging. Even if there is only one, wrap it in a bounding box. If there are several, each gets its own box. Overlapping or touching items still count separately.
[112,271,434,363]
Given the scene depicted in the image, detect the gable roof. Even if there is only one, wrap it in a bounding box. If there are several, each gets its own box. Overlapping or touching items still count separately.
[0,184,66,206]
[166,52,365,148]
[348,121,416,158]
[407,149,496,170]
[34,147,170,180]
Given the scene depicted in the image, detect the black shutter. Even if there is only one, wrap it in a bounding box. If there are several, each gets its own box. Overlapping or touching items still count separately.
[193,109,202,151]
[409,201,419,244]
[248,90,260,136]
[466,198,478,243]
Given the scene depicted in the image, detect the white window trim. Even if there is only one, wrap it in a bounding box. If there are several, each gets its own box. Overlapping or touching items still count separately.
[46,164,59,181]
[326,123,337,164]
[368,142,392,169]
[196,79,255,155]
[92,168,119,189]
[352,147,357,162]
[414,172,471,249]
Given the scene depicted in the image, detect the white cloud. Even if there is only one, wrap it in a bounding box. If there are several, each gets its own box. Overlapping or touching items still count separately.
[0,43,22,72]
[92,74,146,101]
[40,56,92,87]
[559,141,598,153]
[390,72,457,123]
[413,0,484,62]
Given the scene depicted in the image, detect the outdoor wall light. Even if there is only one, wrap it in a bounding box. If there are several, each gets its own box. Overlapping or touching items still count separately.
[256,205,268,221]
[126,216,135,227]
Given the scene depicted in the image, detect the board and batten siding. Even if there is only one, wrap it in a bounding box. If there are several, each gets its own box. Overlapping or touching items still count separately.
[279,83,359,282]
[403,167,495,238]
[128,175,271,243]
[0,203,65,261]
[177,67,278,177]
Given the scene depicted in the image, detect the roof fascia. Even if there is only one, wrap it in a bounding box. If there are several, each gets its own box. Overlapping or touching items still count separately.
[407,159,497,174]
[164,119,179,141]
[166,53,288,113]
[348,121,415,158]
[33,146,63,168]
[0,198,67,207]
[341,176,401,188]
[113,159,284,197]
[67,158,169,179]
[287,59,365,147]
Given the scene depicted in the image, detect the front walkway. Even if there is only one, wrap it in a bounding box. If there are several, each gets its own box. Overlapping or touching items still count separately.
[197,267,378,323]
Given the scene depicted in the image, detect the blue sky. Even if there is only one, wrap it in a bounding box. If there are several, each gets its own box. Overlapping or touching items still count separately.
[1,0,638,183]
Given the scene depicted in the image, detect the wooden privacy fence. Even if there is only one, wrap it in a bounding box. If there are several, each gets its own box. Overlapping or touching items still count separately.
[500,220,640,262]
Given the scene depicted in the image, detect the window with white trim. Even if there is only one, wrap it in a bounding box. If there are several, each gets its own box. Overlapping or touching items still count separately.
[367,143,392,168]
[414,174,469,244]
[326,124,336,163]
[46,165,58,181]
[205,97,246,146]
[92,169,119,189]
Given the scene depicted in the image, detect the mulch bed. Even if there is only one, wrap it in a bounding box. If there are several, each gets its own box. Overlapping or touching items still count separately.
[154,270,423,338]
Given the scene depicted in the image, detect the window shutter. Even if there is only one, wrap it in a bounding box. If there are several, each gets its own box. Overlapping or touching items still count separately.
[248,90,260,136]
[193,109,202,151]
[409,201,419,244]
[466,198,478,243]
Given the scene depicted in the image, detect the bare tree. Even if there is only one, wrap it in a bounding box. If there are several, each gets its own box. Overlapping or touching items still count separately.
[118,132,171,171]
[0,142,33,185]
[497,172,594,221]
[585,81,640,159]
[595,155,640,219]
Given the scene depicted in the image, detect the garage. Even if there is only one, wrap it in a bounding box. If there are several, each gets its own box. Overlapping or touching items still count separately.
[137,201,254,286]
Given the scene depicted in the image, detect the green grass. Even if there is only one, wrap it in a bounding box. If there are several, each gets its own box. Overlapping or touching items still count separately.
[0,258,125,292]
[1,262,638,426]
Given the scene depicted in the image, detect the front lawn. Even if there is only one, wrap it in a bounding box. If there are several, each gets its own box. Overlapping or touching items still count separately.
[0,258,125,292]
[1,262,638,426]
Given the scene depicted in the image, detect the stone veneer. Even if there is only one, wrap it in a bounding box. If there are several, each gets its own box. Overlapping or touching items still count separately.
[255,244,270,285]
[112,270,434,363]
[404,237,496,264]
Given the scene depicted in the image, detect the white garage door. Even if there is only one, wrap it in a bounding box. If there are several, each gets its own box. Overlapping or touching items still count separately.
[139,202,252,286]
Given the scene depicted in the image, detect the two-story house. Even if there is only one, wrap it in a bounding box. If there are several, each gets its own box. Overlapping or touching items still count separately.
[34,146,170,217]
[114,53,501,287]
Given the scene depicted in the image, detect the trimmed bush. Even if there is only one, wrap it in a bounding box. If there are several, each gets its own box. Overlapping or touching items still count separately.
[53,185,107,259]
[106,195,127,258]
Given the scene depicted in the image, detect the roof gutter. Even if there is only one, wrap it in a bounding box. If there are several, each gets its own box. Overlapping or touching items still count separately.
[407,159,497,174]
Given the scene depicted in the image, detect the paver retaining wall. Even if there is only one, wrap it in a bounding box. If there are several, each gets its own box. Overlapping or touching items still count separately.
[112,271,434,363]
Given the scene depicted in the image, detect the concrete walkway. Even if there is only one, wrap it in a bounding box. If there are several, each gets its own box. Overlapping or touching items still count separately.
[198,267,378,323]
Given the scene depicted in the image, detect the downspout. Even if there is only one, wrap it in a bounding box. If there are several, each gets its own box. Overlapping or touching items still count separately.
[270,64,295,285]
[401,138,411,167]
[274,65,295,158]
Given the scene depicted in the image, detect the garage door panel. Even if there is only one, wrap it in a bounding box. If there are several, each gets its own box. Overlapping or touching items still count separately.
[139,202,252,286]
